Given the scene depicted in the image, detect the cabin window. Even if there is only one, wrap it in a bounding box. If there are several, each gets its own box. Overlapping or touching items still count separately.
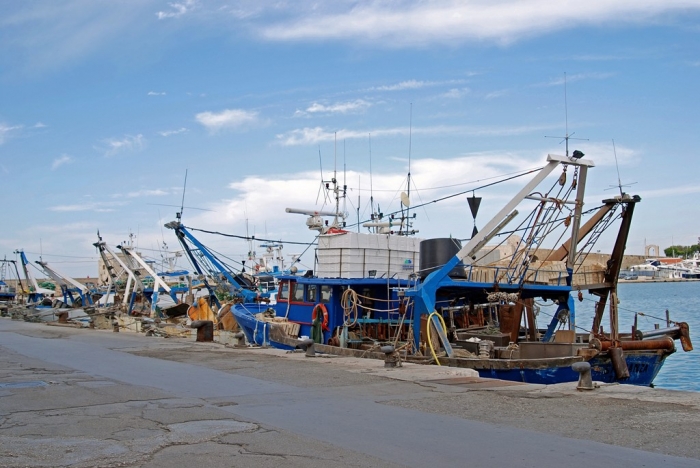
[292,283,305,302]
[307,284,318,303]
[278,281,290,301]
[320,285,332,303]
[361,287,374,308]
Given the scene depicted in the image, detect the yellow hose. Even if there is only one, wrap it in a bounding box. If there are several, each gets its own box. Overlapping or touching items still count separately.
[427,311,449,366]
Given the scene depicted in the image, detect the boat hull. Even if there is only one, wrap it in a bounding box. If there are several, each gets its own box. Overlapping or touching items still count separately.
[232,303,298,350]
[471,350,669,386]
[231,305,671,387]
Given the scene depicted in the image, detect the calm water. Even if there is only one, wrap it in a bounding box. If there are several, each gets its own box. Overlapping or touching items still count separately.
[558,281,700,392]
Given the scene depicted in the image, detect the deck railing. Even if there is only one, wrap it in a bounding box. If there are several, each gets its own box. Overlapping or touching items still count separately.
[453,263,605,288]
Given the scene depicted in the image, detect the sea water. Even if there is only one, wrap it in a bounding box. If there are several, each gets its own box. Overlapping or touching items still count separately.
[541,281,700,392]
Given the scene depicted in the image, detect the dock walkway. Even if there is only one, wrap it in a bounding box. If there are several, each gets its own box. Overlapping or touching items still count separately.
[1,318,698,467]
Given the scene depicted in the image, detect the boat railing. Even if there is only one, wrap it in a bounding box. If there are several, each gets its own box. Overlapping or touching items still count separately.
[571,265,607,288]
[461,264,569,287]
[454,263,605,289]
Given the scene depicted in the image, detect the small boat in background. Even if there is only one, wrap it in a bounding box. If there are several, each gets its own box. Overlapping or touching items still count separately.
[0,280,15,303]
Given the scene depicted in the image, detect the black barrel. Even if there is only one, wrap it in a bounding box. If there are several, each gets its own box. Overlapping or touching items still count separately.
[419,238,467,279]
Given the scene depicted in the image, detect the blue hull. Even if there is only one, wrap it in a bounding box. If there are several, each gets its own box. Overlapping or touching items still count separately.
[232,303,296,350]
[232,303,671,388]
[477,351,668,386]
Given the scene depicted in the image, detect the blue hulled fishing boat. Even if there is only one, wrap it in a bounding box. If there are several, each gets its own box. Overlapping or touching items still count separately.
[228,153,692,386]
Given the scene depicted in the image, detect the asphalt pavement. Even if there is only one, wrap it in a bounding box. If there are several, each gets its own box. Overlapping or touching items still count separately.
[1,318,699,467]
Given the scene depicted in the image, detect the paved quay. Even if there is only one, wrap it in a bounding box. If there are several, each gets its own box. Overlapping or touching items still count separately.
[1,318,699,467]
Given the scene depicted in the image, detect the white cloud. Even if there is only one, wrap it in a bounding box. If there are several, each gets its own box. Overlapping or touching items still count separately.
[195,109,259,132]
[484,89,509,100]
[182,152,561,267]
[159,127,188,137]
[97,134,145,158]
[636,184,700,199]
[539,72,615,87]
[372,80,430,91]
[125,189,169,198]
[157,0,196,20]
[148,91,166,96]
[51,154,73,170]
[301,99,372,115]
[258,2,700,46]
[0,123,22,144]
[440,88,470,99]
[545,141,635,168]
[34,122,47,128]
[276,126,405,146]
[48,201,126,212]
[276,123,555,146]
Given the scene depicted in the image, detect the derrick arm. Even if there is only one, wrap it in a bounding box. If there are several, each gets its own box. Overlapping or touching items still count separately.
[165,221,258,303]
[545,202,615,263]
[36,260,92,306]
[15,250,41,295]
[405,155,595,353]
[168,223,221,308]
[589,195,640,339]
[11,260,24,294]
[94,233,145,312]
[116,246,178,314]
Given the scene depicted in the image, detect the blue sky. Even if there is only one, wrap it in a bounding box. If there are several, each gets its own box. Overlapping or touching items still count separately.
[1,1,700,277]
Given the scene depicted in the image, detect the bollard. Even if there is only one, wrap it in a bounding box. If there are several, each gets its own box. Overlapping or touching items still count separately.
[298,338,315,357]
[57,311,69,324]
[112,320,120,332]
[191,320,214,342]
[89,318,95,329]
[380,345,397,368]
[478,340,494,358]
[233,331,246,348]
[572,361,594,390]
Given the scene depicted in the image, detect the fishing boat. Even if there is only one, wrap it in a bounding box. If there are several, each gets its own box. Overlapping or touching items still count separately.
[0,280,15,303]
[229,153,692,386]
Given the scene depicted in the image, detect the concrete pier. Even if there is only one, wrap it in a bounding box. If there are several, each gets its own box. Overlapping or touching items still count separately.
[1,318,699,467]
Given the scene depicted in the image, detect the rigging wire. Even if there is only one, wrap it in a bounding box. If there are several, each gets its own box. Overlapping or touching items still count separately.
[183,226,314,246]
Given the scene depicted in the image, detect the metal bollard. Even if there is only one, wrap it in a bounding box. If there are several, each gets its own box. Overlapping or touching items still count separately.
[572,361,594,390]
[298,338,315,357]
[191,320,214,342]
[57,311,69,324]
[112,320,120,332]
[233,331,246,348]
[381,345,397,368]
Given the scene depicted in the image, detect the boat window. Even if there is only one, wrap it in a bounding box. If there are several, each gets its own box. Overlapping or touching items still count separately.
[361,287,374,308]
[278,281,290,301]
[292,283,305,302]
[320,285,332,303]
[307,284,318,303]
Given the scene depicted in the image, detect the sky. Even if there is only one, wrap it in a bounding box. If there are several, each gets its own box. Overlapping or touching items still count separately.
[1,0,700,278]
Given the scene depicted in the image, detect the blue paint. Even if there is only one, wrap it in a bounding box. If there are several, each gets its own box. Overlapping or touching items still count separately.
[478,352,667,386]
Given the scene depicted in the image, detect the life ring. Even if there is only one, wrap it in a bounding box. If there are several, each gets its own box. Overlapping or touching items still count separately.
[312,303,329,331]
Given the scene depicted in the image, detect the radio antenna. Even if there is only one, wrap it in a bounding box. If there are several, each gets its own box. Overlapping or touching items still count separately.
[606,139,636,196]
[369,133,375,215]
[545,72,588,156]
[405,103,413,235]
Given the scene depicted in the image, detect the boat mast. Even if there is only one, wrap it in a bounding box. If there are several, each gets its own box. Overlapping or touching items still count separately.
[405,103,412,235]
[590,195,641,340]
